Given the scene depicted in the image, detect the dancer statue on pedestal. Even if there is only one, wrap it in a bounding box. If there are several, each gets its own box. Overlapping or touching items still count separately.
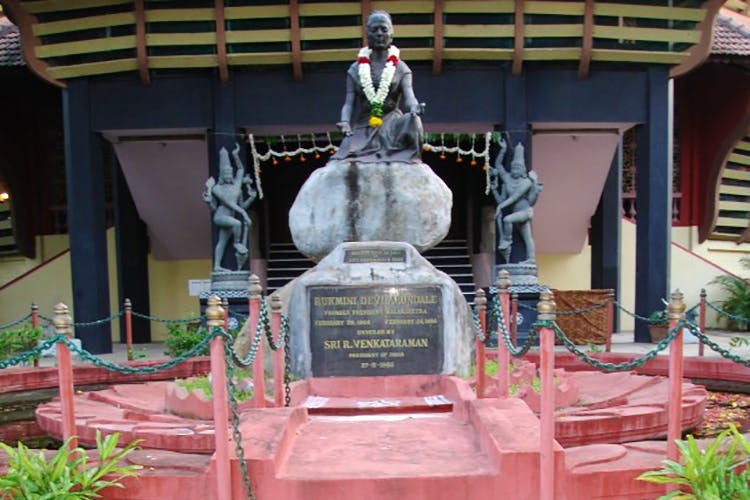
[489,137,543,265]
[203,143,257,271]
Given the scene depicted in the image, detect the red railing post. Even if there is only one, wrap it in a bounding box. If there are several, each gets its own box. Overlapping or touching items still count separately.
[605,290,614,353]
[699,289,706,357]
[474,289,487,398]
[538,291,557,500]
[667,290,686,494]
[271,294,284,407]
[511,292,519,345]
[206,295,232,500]
[53,303,77,449]
[248,275,265,408]
[497,270,512,399]
[124,299,133,361]
[31,303,39,367]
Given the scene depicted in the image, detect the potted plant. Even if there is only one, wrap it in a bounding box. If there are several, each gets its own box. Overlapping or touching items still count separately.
[648,310,670,342]
[711,256,750,331]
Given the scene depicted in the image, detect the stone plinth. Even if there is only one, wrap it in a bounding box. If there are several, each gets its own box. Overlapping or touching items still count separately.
[289,160,452,260]
[286,241,472,379]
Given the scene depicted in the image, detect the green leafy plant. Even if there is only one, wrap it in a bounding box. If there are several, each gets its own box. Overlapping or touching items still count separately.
[730,337,750,348]
[0,323,42,364]
[649,310,670,327]
[163,321,206,358]
[586,343,604,353]
[0,431,142,499]
[638,425,750,499]
[175,375,253,402]
[126,346,148,360]
[711,257,750,331]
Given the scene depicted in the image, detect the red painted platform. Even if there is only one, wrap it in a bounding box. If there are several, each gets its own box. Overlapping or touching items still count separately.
[21,371,709,499]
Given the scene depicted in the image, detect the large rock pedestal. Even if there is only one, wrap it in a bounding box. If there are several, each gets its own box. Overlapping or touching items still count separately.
[287,241,472,378]
[289,160,452,260]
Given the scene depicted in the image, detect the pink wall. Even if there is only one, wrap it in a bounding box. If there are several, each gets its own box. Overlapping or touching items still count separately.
[532,132,619,253]
[113,140,211,260]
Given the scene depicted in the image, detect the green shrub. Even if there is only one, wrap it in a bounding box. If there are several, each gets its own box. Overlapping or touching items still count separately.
[638,425,750,499]
[163,322,207,358]
[711,257,750,331]
[0,431,142,499]
[175,375,253,402]
[0,323,42,364]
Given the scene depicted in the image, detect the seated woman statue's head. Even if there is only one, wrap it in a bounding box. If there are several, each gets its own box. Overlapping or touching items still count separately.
[367,10,393,50]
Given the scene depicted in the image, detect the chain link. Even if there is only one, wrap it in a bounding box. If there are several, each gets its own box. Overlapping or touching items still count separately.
[64,328,215,375]
[0,335,64,369]
[70,310,125,328]
[683,322,750,368]
[706,301,750,325]
[0,314,33,332]
[232,317,263,368]
[130,311,203,324]
[259,300,285,351]
[544,319,680,371]
[614,301,667,324]
[284,318,292,407]
[471,309,486,343]
[223,338,256,500]
[495,295,539,357]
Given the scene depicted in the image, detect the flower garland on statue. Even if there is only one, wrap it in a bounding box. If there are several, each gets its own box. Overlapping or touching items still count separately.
[357,45,399,128]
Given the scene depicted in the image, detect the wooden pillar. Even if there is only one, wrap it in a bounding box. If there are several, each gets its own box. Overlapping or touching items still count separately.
[63,79,112,354]
[53,303,76,449]
[635,68,671,342]
[590,136,622,332]
[474,289,487,398]
[248,275,265,408]
[666,290,686,482]
[496,270,512,398]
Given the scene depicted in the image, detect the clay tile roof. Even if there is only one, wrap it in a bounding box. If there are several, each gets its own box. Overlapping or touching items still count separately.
[0,16,24,66]
[712,9,750,56]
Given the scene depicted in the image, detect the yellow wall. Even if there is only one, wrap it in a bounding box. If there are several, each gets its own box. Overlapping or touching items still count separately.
[0,234,70,286]
[537,244,591,291]
[147,257,211,341]
[0,248,73,330]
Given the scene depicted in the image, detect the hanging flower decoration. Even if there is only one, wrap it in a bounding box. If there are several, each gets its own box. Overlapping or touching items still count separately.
[247,131,499,194]
[357,45,399,128]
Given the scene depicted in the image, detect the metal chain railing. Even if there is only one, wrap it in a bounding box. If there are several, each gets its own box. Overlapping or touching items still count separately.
[63,328,214,375]
[614,302,666,324]
[284,321,292,407]
[517,301,608,316]
[542,319,681,372]
[683,321,750,368]
[471,309,487,343]
[706,301,750,326]
[0,335,63,369]
[130,311,203,324]
[495,295,539,357]
[0,313,33,331]
[222,331,256,500]
[232,317,263,368]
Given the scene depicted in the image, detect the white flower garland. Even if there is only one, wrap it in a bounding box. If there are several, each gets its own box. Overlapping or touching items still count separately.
[357,45,399,126]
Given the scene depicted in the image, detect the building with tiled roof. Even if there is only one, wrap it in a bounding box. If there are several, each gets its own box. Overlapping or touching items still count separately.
[0,16,22,66]
[713,8,750,55]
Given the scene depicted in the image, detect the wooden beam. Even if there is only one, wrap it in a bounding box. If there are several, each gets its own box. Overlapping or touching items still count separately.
[512,0,525,75]
[134,0,149,85]
[290,0,303,81]
[432,0,444,75]
[578,0,594,79]
[215,0,229,82]
[1,0,63,87]
[671,0,724,78]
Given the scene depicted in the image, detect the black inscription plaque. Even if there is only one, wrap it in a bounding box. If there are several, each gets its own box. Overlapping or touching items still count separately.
[344,248,407,264]
[309,285,443,376]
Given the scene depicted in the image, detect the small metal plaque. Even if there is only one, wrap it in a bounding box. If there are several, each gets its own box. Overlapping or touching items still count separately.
[309,285,443,377]
[343,248,407,264]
